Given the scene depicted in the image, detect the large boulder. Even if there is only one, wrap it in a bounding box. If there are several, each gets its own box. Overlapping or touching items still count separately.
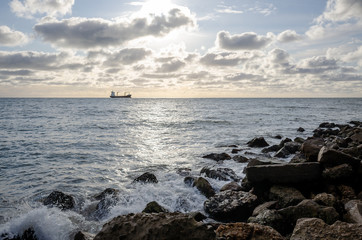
[93,212,216,240]
[301,138,324,161]
[142,201,168,213]
[133,172,158,183]
[93,188,119,201]
[248,209,286,234]
[204,190,258,221]
[318,146,360,168]
[202,153,231,161]
[312,193,336,207]
[290,218,362,240]
[247,137,269,148]
[43,191,75,210]
[269,185,305,208]
[344,200,362,224]
[201,167,239,181]
[322,163,354,182]
[193,177,215,198]
[216,222,285,240]
[220,181,242,192]
[245,162,321,184]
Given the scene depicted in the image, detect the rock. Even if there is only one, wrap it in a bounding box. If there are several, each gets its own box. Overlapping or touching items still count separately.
[351,130,362,144]
[142,201,168,213]
[297,127,305,132]
[1,227,38,240]
[184,176,195,186]
[337,185,356,202]
[93,212,216,240]
[202,153,231,161]
[220,182,242,192]
[301,138,324,161]
[248,209,286,235]
[274,135,283,139]
[247,137,269,148]
[344,200,362,223]
[188,211,207,222]
[318,146,360,168]
[269,185,305,208]
[274,147,290,158]
[246,162,321,184]
[176,168,191,176]
[252,201,278,216]
[313,128,339,137]
[204,190,258,221]
[74,231,94,240]
[319,122,336,128]
[193,177,215,198]
[284,142,301,154]
[93,188,119,201]
[289,153,307,163]
[133,172,158,183]
[262,144,282,153]
[232,155,248,163]
[290,218,362,240]
[294,137,305,144]
[322,163,354,182]
[216,222,285,240]
[313,193,336,207]
[200,167,239,181]
[245,158,284,168]
[231,148,241,154]
[43,191,75,210]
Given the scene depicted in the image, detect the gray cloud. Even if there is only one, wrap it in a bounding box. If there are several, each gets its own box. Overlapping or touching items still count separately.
[102,48,152,66]
[277,30,302,43]
[0,25,29,46]
[10,0,74,18]
[157,59,185,72]
[217,31,273,50]
[200,52,243,66]
[34,8,195,49]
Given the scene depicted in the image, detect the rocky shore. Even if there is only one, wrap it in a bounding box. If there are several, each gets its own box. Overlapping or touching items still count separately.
[2,121,362,240]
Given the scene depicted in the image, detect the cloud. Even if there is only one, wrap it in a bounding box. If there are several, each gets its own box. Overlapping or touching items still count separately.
[320,0,362,22]
[34,8,195,49]
[101,48,152,66]
[216,5,243,14]
[10,0,75,18]
[277,30,302,43]
[0,26,29,46]
[200,52,243,66]
[156,59,185,73]
[216,31,274,50]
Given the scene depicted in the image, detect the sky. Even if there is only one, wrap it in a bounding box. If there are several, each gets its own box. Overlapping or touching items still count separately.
[0,0,361,98]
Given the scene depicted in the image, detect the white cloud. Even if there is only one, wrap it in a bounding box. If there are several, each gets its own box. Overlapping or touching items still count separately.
[277,30,302,43]
[216,5,243,14]
[156,59,185,73]
[34,8,195,49]
[216,31,274,50]
[319,0,362,22]
[10,0,75,18]
[0,25,29,46]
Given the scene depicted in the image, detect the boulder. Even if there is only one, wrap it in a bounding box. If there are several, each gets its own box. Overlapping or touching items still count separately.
[322,163,354,182]
[262,144,282,153]
[297,127,305,132]
[232,155,248,163]
[289,153,307,163]
[188,212,207,222]
[216,222,285,240]
[274,147,290,158]
[220,181,242,192]
[93,212,216,240]
[193,177,215,198]
[43,191,75,210]
[247,137,269,148]
[344,200,362,223]
[301,138,324,161]
[231,148,242,154]
[204,190,258,221]
[248,209,286,235]
[269,185,305,208]
[246,163,321,184]
[133,172,158,183]
[337,185,357,202]
[283,142,301,154]
[290,218,362,240]
[318,146,360,168]
[313,193,336,207]
[142,201,168,213]
[74,231,94,240]
[202,153,231,161]
[252,201,278,216]
[93,188,119,201]
[200,167,239,181]
[294,137,305,144]
[319,122,336,128]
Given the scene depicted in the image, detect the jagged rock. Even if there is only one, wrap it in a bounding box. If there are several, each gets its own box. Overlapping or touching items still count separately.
[74,231,94,240]
[290,218,362,240]
[93,212,216,240]
[301,138,324,161]
[269,185,305,208]
[318,146,360,168]
[216,222,285,240]
[322,163,354,182]
[247,137,269,148]
[142,201,168,213]
[313,193,336,207]
[200,167,239,181]
[246,162,321,184]
[204,190,258,221]
[220,182,242,192]
[274,147,290,158]
[262,144,282,153]
[232,155,248,163]
[344,200,362,223]
[93,188,119,201]
[252,201,278,216]
[176,168,191,176]
[248,209,286,235]
[43,191,75,210]
[202,152,231,161]
[193,177,215,198]
[133,172,158,183]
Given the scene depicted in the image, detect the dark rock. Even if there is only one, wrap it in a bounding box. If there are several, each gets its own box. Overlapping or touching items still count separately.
[176,168,191,176]
[220,181,242,192]
[93,188,119,201]
[313,193,336,207]
[1,228,38,240]
[247,137,269,148]
[274,147,290,158]
[142,201,168,213]
[344,200,362,223]
[313,128,339,137]
[231,148,241,154]
[246,162,321,184]
[232,155,248,163]
[183,176,195,186]
[269,185,305,208]
[350,130,362,144]
[74,231,94,240]
[252,201,278,216]
[290,218,362,240]
[294,137,305,144]
[337,185,356,202]
[297,127,305,132]
[227,144,238,148]
[274,135,283,139]
[318,146,360,168]
[216,222,285,240]
[200,167,239,181]
[248,209,286,235]
[289,153,307,163]
[193,177,215,198]
[188,211,207,222]
[301,138,324,161]
[245,158,284,168]
[284,142,301,154]
[319,122,336,128]
[133,172,158,183]
[262,144,282,153]
[204,190,258,221]
[202,153,231,161]
[43,191,75,210]
[322,163,354,182]
[93,212,216,240]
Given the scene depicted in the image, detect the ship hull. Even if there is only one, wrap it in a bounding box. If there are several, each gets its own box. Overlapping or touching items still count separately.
[110,95,131,98]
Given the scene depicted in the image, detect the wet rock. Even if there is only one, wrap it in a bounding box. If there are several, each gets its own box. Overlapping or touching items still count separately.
[318,146,360,168]
[247,137,269,148]
[344,200,362,223]
[74,231,94,240]
[322,163,354,182]
[193,177,215,198]
[284,141,301,154]
[252,201,278,216]
[204,190,258,221]
[274,135,283,139]
[142,201,168,213]
[93,212,216,240]
[232,155,248,163]
[183,176,195,186]
[269,185,305,208]
[274,147,290,158]
[133,172,158,183]
[216,222,285,240]
[289,153,307,163]
[1,227,38,240]
[176,168,191,176]
[246,162,321,184]
[294,137,305,144]
[262,144,282,153]
[231,148,241,154]
[319,122,336,128]
[245,158,284,168]
[202,153,231,161]
[43,191,75,210]
[188,211,207,222]
[248,209,286,235]
[290,218,362,240]
[301,138,324,161]
[220,181,242,192]
[313,193,336,207]
[313,128,339,137]
[201,167,239,181]
[93,188,119,201]
[297,127,305,132]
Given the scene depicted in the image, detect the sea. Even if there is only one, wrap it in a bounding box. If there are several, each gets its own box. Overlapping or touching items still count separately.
[0,98,361,239]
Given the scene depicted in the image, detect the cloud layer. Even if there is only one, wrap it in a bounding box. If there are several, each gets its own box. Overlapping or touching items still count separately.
[10,0,75,18]
[0,25,28,46]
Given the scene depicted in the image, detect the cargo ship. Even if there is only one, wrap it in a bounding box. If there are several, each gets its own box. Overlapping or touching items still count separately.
[110,91,132,98]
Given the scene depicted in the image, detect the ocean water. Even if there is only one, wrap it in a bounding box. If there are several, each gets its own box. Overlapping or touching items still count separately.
[0,98,361,239]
